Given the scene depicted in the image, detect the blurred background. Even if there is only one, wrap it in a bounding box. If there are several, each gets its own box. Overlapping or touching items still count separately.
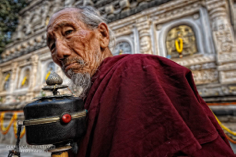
[0,0,236,156]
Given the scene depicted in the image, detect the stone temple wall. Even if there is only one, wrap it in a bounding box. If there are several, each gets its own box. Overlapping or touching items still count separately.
[0,0,236,152]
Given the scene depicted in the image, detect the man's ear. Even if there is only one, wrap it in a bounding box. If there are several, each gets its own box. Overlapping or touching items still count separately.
[97,23,110,50]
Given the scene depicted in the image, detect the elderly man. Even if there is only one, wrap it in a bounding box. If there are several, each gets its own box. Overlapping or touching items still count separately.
[47,6,235,157]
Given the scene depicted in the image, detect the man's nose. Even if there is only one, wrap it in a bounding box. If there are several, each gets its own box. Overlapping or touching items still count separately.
[55,39,71,60]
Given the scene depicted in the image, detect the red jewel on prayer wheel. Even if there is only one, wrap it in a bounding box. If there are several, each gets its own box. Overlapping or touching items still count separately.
[61,113,72,123]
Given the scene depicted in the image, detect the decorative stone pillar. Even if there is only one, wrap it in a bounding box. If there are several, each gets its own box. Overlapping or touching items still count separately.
[207,2,236,84]
[27,54,39,101]
[209,7,235,61]
[11,62,18,89]
[6,62,18,103]
[136,18,153,54]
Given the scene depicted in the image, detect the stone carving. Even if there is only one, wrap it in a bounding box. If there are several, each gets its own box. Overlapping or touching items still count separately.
[173,54,215,67]
[83,0,94,6]
[114,25,133,37]
[189,62,216,71]
[137,0,149,7]
[220,71,236,84]
[136,20,152,54]
[166,25,197,58]
[65,0,75,7]
[207,4,236,85]
[31,7,42,30]
[40,1,51,28]
[198,84,236,98]
[11,62,18,83]
[119,0,130,10]
[53,0,63,13]
[214,30,235,53]
[217,52,236,64]
[218,63,236,71]
[31,54,39,91]
[23,11,32,35]
[151,2,200,24]
[210,7,235,54]
[105,5,114,15]
[192,70,218,85]
[140,36,152,54]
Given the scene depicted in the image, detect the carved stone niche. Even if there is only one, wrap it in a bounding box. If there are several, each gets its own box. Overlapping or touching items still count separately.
[1,71,11,92]
[18,67,31,89]
[166,25,198,59]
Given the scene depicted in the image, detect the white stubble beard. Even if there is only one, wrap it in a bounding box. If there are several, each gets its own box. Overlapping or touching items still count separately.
[62,60,91,99]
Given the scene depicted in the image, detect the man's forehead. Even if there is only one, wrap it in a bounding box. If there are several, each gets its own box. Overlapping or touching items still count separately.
[47,8,81,31]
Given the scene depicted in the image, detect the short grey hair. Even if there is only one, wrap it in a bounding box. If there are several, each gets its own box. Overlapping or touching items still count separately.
[57,6,116,49]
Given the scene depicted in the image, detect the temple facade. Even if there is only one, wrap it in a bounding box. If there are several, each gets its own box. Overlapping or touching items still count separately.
[0,0,236,152]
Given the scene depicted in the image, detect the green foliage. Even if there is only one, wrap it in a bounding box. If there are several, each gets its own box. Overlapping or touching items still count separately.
[0,0,28,54]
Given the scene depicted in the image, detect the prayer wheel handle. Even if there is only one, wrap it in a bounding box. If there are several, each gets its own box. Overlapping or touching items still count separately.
[47,143,72,157]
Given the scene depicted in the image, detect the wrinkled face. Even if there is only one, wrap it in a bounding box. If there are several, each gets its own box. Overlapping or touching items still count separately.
[47,8,103,78]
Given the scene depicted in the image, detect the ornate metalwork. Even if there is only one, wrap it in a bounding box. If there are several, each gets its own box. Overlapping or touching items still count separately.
[23,110,86,126]
[35,72,70,99]
[166,25,197,58]
[46,72,63,85]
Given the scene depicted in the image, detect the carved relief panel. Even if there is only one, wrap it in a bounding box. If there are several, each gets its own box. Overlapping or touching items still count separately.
[192,70,218,85]
[166,25,197,58]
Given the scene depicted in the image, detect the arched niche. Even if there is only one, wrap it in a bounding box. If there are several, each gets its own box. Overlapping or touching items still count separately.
[2,72,11,91]
[166,25,198,58]
[158,19,205,58]
[113,37,134,56]
[18,67,31,89]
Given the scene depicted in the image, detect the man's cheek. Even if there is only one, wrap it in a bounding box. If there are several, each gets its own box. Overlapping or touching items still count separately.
[51,53,62,67]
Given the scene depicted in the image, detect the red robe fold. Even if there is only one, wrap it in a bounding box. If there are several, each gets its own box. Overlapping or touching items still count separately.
[75,54,235,157]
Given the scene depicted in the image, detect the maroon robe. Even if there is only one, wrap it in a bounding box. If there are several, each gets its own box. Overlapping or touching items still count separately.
[75,54,235,157]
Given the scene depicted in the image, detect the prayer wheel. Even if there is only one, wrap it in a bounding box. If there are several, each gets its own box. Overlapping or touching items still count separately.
[23,72,87,156]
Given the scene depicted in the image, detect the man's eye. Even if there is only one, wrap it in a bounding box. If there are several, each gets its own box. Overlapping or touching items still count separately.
[65,30,73,36]
[50,43,55,50]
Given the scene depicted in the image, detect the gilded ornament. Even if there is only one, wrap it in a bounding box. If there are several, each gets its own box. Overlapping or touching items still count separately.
[46,72,63,85]
[166,25,197,58]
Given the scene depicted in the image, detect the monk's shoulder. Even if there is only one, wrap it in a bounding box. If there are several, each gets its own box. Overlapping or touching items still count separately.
[114,54,189,72]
